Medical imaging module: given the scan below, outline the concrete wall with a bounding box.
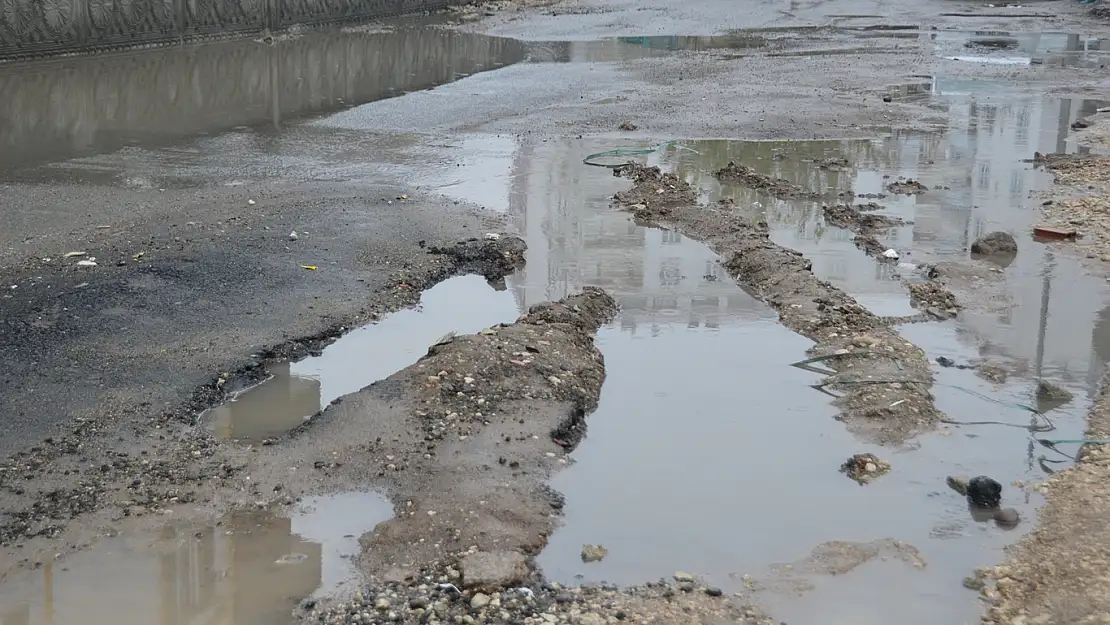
[0,0,470,59]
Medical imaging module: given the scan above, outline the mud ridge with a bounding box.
[264,287,617,574]
[822,203,903,260]
[612,164,943,444]
[0,236,527,554]
[714,161,824,200]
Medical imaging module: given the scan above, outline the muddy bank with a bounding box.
[0,235,526,557]
[611,164,943,444]
[306,569,772,625]
[978,381,1110,625]
[1034,150,1110,265]
[822,203,904,261]
[715,162,824,201]
[253,287,618,578]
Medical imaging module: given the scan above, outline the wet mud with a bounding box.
[715,161,825,201]
[822,203,905,261]
[612,163,942,444]
[0,236,526,551]
[204,274,521,443]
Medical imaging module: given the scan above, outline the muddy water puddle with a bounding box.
[203,275,519,442]
[411,85,1110,621]
[0,492,391,625]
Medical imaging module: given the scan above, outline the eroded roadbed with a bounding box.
[611,164,943,444]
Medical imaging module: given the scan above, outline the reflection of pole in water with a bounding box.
[44,561,53,625]
[1034,250,1054,379]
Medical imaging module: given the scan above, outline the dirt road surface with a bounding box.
[4,0,1110,623]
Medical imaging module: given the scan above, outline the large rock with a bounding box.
[970,231,1018,256]
[967,475,1003,508]
[460,550,529,590]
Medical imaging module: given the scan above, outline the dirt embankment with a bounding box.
[611,164,943,445]
[0,236,527,559]
[715,161,824,201]
[1034,150,1110,263]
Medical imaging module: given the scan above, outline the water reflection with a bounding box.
[0,492,391,625]
[0,512,323,625]
[924,31,1108,68]
[492,138,777,332]
[203,275,520,443]
[0,28,528,172]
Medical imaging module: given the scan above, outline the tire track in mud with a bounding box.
[611,164,946,445]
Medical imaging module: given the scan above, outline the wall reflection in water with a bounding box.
[486,80,1110,391]
[0,28,527,171]
[0,511,323,625]
[206,362,323,442]
[501,138,777,336]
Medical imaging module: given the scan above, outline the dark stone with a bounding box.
[555,593,576,604]
[615,612,627,620]
[935,356,956,368]
[705,587,724,597]
[967,475,1003,508]
[970,231,1018,256]
[409,598,428,609]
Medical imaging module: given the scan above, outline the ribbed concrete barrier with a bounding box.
[0,0,471,59]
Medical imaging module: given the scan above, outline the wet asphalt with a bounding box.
[2,0,1110,621]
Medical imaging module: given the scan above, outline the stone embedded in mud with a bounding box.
[460,550,529,590]
[967,476,1003,509]
[581,543,609,563]
[885,178,929,195]
[1035,379,1074,403]
[970,231,1019,256]
[840,453,891,484]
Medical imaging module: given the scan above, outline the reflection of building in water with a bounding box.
[205,361,322,442]
[0,513,322,625]
[662,138,913,303]
[505,138,772,333]
[882,78,1110,389]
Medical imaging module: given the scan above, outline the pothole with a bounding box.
[0,491,392,625]
[202,274,520,442]
[401,84,1110,621]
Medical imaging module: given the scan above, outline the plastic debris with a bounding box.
[516,587,535,599]
[484,232,501,240]
[76,260,98,267]
[63,251,87,258]
[247,199,257,205]
[882,249,899,259]
[300,265,317,271]
[289,231,299,241]
[437,583,461,595]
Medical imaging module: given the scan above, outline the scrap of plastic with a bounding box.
[485,232,501,240]
[882,249,900,259]
[300,265,318,271]
[437,583,461,594]
[76,259,98,267]
[516,587,535,598]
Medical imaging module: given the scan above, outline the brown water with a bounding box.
[0,492,391,625]
[203,274,520,443]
